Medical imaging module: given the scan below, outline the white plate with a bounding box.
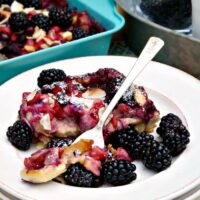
[0,56,200,200]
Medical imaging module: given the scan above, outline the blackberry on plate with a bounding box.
[157,113,190,156]
[32,14,49,32]
[102,159,137,186]
[56,92,69,107]
[8,12,29,32]
[6,120,33,150]
[37,68,67,88]
[109,125,154,159]
[49,7,72,28]
[157,113,182,137]
[141,140,172,172]
[47,137,75,148]
[140,0,191,29]
[64,163,103,187]
[72,27,88,40]
[0,0,13,5]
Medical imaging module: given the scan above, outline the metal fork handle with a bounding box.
[96,37,164,129]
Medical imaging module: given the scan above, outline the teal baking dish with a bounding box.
[0,0,124,84]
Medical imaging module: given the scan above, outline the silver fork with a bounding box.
[73,37,164,148]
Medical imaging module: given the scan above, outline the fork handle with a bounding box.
[96,37,164,129]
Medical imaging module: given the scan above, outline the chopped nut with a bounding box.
[32,27,46,41]
[11,1,24,12]
[61,31,73,41]
[134,89,146,106]
[24,45,36,52]
[82,88,106,99]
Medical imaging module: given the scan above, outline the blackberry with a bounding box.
[40,85,52,94]
[72,27,88,40]
[37,68,67,88]
[49,7,72,28]
[141,140,172,172]
[32,14,49,32]
[157,113,190,156]
[119,88,138,108]
[109,125,154,159]
[17,0,42,9]
[6,120,33,150]
[56,92,69,107]
[0,0,13,5]
[47,137,75,148]
[102,159,137,186]
[106,76,124,99]
[64,163,103,187]
[140,0,191,29]
[8,12,29,32]
[157,113,182,137]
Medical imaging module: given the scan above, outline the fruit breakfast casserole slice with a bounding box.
[19,68,160,147]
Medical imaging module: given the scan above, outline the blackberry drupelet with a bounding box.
[56,92,69,107]
[47,137,75,148]
[0,0,13,5]
[106,76,124,99]
[102,159,137,186]
[6,120,33,150]
[8,12,29,32]
[109,125,154,159]
[72,27,88,40]
[140,0,191,29]
[37,68,67,88]
[64,163,103,187]
[157,113,190,156]
[141,140,172,172]
[49,7,72,28]
[32,14,49,31]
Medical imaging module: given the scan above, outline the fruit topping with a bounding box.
[8,12,29,32]
[37,68,66,88]
[64,163,103,187]
[47,137,75,148]
[17,0,42,9]
[49,7,72,28]
[6,120,33,150]
[21,139,103,183]
[0,1,105,58]
[31,13,49,32]
[157,113,190,156]
[109,125,154,159]
[72,27,88,40]
[102,159,137,186]
[141,140,172,172]
[106,76,124,99]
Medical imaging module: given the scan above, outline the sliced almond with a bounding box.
[82,88,106,99]
[11,1,24,12]
[33,27,46,41]
[40,114,51,131]
[122,117,142,125]
[134,89,146,106]
[23,7,35,14]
